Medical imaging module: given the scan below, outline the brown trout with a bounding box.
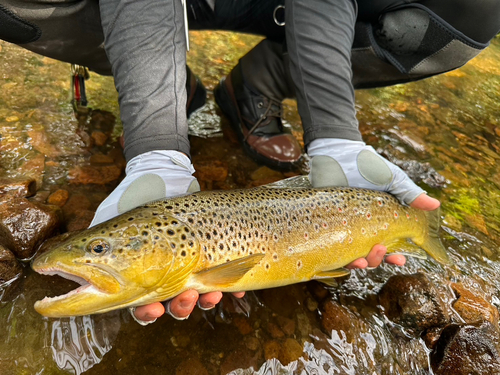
[32,186,450,317]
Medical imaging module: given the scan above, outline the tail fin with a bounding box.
[421,208,452,265]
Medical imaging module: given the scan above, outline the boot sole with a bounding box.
[214,78,300,172]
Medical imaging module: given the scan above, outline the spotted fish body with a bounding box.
[32,186,449,317]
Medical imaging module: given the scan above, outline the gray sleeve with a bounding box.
[285,0,362,147]
[99,0,191,161]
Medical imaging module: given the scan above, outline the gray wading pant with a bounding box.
[1,0,499,160]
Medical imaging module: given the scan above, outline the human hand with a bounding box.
[308,138,441,269]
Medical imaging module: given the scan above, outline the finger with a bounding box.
[346,257,368,269]
[385,254,406,266]
[365,244,387,268]
[166,290,199,320]
[197,291,223,310]
[232,292,245,298]
[410,193,440,211]
[134,302,165,322]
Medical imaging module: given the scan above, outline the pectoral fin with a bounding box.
[312,269,351,287]
[194,254,265,288]
[386,239,428,260]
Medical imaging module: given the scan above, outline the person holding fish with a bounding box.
[2,0,499,323]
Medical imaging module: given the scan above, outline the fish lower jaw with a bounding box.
[36,283,94,306]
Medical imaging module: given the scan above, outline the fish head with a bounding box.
[32,207,200,317]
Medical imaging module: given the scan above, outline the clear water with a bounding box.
[1,32,500,374]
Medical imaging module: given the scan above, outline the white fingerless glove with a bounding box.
[308,138,425,205]
[90,150,200,226]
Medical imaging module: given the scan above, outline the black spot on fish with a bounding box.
[181,251,187,257]
[155,222,161,227]
[128,217,134,221]
[171,243,176,249]
[167,229,175,236]
[142,231,148,236]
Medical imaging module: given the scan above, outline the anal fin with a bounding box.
[313,269,351,287]
[386,239,428,260]
[194,254,265,288]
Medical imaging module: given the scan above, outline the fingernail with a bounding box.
[200,303,215,311]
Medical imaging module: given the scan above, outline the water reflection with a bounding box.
[50,314,121,374]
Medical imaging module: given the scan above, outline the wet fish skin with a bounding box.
[32,186,449,317]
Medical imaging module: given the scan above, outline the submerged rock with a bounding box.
[431,323,500,375]
[0,178,37,198]
[0,244,22,284]
[378,273,450,333]
[0,198,62,259]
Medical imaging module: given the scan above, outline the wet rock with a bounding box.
[244,336,260,351]
[66,210,95,232]
[451,283,499,326]
[62,193,92,218]
[176,357,208,375]
[0,178,37,198]
[378,273,450,333]
[276,316,296,336]
[424,326,444,350]
[320,300,358,341]
[249,167,284,187]
[430,323,500,375]
[267,322,285,339]
[193,160,228,185]
[69,165,122,185]
[264,340,281,360]
[233,315,253,335]
[90,153,115,165]
[91,131,108,147]
[47,189,69,207]
[0,198,61,259]
[280,338,303,365]
[220,345,261,374]
[0,244,22,284]
[27,129,60,157]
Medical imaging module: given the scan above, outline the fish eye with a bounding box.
[87,240,110,255]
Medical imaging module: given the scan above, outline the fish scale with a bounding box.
[32,186,450,317]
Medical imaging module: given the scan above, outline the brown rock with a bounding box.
[107,148,127,170]
[220,346,261,375]
[91,131,108,147]
[0,198,61,259]
[176,357,208,375]
[27,129,59,157]
[0,244,22,284]
[0,178,37,198]
[276,316,296,336]
[431,323,500,375]
[244,336,260,351]
[62,194,92,218]
[264,340,281,360]
[320,300,357,341]
[233,315,253,335]
[193,160,228,183]
[279,338,303,365]
[378,273,450,333]
[66,210,95,232]
[249,167,284,187]
[69,165,122,185]
[47,190,69,207]
[267,322,285,339]
[451,283,499,326]
[90,154,115,165]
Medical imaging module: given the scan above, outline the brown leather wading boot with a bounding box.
[214,68,302,171]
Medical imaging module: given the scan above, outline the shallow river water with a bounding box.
[1,32,500,374]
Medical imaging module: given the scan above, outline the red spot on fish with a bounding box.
[342,219,347,225]
[366,213,372,220]
[394,211,399,218]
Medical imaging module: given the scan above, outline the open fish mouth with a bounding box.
[35,268,103,304]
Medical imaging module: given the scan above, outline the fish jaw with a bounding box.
[33,280,148,317]
[32,260,130,317]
